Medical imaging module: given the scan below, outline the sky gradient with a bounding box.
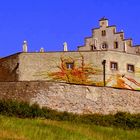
[0,0,140,57]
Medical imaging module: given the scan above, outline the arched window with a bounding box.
[90,39,98,51]
[93,38,98,46]
[90,45,96,51]
[101,42,108,49]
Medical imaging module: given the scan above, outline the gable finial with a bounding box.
[63,42,68,51]
[23,40,28,52]
[40,47,45,52]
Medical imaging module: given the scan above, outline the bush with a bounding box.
[0,99,139,129]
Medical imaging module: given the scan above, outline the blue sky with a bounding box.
[0,0,140,56]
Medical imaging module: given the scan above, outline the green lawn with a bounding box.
[0,115,140,140]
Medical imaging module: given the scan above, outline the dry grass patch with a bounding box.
[0,130,27,140]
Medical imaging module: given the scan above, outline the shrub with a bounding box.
[0,99,139,129]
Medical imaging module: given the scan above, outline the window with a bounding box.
[126,40,132,47]
[90,45,96,51]
[110,62,118,70]
[101,42,108,49]
[128,41,132,46]
[120,34,124,40]
[114,41,118,49]
[113,28,116,33]
[127,64,134,72]
[102,30,106,36]
[101,22,104,26]
[66,62,74,69]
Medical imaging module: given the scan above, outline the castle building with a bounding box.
[0,18,140,90]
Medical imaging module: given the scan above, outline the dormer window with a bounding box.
[114,41,118,49]
[102,30,106,36]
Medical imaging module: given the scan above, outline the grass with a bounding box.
[0,115,140,140]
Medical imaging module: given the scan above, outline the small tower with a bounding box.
[99,17,108,27]
[22,40,28,52]
[63,42,68,51]
[40,47,45,53]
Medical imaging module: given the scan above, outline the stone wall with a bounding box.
[0,81,140,114]
[0,53,20,81]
